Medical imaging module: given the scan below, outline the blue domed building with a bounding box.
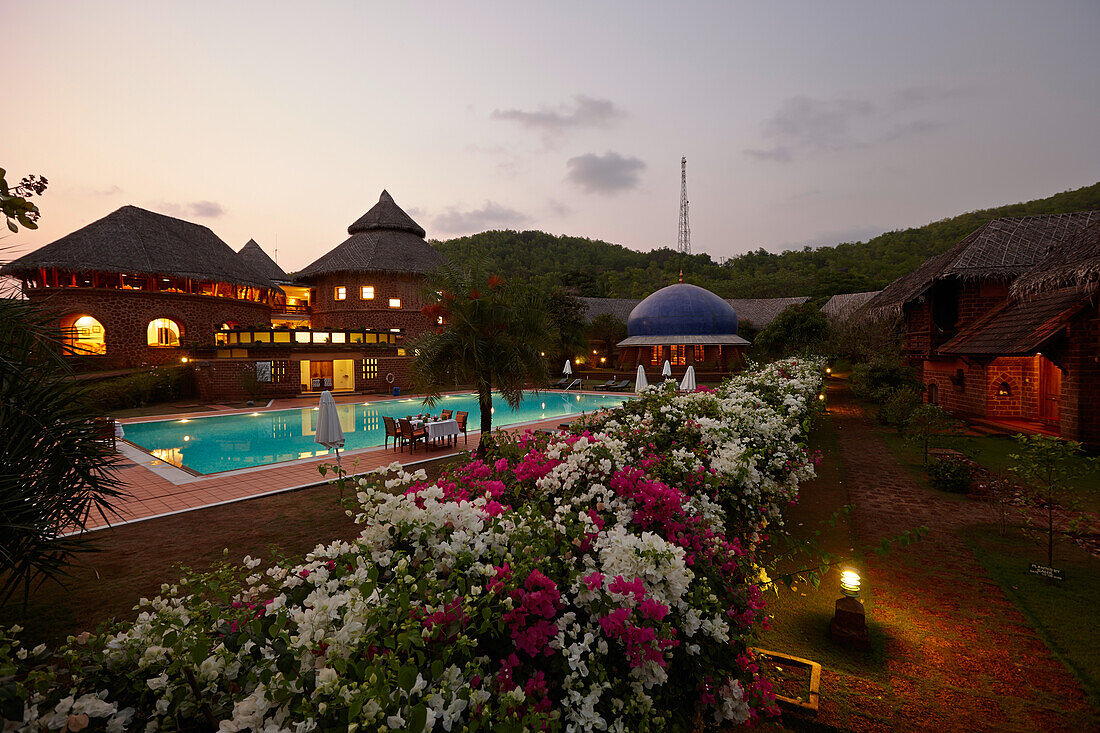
[616,281,749,373]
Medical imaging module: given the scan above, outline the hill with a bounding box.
[432,182,1100,299]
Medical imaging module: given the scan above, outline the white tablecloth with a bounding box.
[425,419,459,441]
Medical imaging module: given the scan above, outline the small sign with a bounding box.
[1029,564,1065,581]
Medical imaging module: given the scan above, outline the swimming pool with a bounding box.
[123,391,629,474]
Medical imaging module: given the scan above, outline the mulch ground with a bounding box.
[786,384,1097,732]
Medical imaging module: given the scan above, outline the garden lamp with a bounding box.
[830,568,869,649]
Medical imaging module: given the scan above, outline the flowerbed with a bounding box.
[2,358,824,732]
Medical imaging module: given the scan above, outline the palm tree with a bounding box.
[412,262,553,456]
[0,297,124,605]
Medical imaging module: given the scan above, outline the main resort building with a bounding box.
[866,212,1100,446]
[2,191,446,401]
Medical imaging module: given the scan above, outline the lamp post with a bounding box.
[830,569,869,649]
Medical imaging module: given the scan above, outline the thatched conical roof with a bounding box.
[237,239,289,283]
[0,205,278,291]
[1013,220,1100,297]
[295,191,445,280]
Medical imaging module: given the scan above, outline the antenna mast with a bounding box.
[677,156,691,255]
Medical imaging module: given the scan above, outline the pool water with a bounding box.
[124,391,629,474]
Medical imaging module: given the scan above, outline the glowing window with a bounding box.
[670,345,686,366]
[650,346,661,366]
[361,286,375,300]
[389,298,401,309]
[334,286,346,301]
[361,358,378,379]
[60,314,106,355]
[147,318,181,347]
[694,345,704,362]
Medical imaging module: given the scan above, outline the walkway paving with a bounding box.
[818,385,1095,731]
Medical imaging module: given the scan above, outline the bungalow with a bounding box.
[865,212,1100,445]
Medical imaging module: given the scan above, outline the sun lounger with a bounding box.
[605,380,631,392]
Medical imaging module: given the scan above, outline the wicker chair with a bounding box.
[382,416,399,451]
[398,418,427,452]
[455,411,469,445]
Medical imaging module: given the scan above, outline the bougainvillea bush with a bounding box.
[2,358,824,732]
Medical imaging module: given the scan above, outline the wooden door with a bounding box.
[1038,356,1061,422]
[309,360,334,391]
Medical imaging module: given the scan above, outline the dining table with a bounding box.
[410,418,460,447]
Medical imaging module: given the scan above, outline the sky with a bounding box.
[2,0,1099,272]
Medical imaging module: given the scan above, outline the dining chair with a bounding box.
[382,416,399,451]
[455,411,469,445]
[441,409,453,420]
[398,418,427,452]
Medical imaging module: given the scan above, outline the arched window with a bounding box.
[60,314,106,355]
[147,318,181,347]
[928,383,939,405]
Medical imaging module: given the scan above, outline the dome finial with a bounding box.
[678,269,683,284]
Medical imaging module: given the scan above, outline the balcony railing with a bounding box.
[274,303,311,315]
[215,327,402,347]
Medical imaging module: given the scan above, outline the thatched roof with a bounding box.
[821,291,881,321]
[729,296,810,328]
[580,295,808,330]
[0,205,278,290]
[237,239,289,283]
[938,288,1087,356]
[1013,220,1100,297]
[296,191,445,280]
[866,213,1099,316]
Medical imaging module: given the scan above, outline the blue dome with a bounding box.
[627,283,739,337]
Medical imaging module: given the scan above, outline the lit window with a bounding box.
[147,318,181,347]
[389,298,401,308]
[334,286,346,301]
[437,316,444,325]
[694,345,704,362]
[650,346,661,366]
[60,314,106,355]
[361,286,375,299]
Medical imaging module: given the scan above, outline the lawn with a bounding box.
[964,523,1100,710]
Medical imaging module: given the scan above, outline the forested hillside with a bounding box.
[433,182,1100,299]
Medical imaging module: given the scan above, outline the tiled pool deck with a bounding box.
[90,390,622,533]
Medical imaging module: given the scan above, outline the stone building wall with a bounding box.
[28,287,271,370]
[304,273,436,337]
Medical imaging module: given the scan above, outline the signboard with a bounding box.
[1028,564,1065,581]
[255,361,272,383]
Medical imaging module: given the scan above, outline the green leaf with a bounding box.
[397,663,417,693]
[406,704,427,733]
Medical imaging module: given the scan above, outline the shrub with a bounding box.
[877,386,921,427]
[77,367,193,413]
[927,457,973,493]
[850,358,921,404]
[3,359,826,731]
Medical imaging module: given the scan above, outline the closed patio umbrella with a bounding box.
[662,360,672,378]
[314,390,345,467]
[635,364,649,393]
[680,365,697,392]
[563,360,573,376]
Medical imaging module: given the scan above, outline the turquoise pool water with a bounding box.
[124,391,629,474]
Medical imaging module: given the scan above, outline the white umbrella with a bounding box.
[680,365,697,392]
[563,360,573,376]
[314,391,345,467]
[662,360,672,378]
[635,364,649,393]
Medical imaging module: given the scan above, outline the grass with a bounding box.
[953,434,1100,515]
[964,523,1100,710]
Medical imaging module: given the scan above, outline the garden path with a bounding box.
[813,384,1095,731]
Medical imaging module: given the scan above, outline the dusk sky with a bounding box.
[3,0,1098,272]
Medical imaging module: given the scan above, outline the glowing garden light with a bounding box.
[840,570,861,597]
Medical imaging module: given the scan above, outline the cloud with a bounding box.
[744,85,970,162]
[492,95,625,140]
[743,146,792,163]
[432,201,529,235]
[565,152,646,195]
[154,200,226,219]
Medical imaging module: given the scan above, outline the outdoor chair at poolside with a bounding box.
[455,411,469,445]
[605,380,631,392]
[597,378,617,389]
[382,415,399,451]
[440,409,453,420]
[398,418,427,452]
[547,377,569,389]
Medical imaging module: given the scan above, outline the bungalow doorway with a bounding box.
[299,359,355,393]
[1038,356,1061,422]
